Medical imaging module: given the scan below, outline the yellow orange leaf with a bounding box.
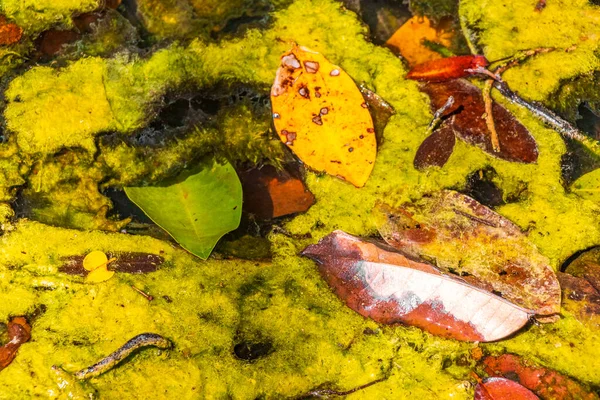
[386,16,453,66]
[83,251,108,271]
[85,267,115,283]
[270,45,376,188]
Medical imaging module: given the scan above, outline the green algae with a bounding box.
[0,0,599,397]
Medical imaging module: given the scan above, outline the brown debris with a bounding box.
[239,165,315,220]
[0,317,31,372]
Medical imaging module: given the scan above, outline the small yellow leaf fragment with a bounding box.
[386,16,453,66]
[83,251,108,271]
[86,268,115,284]
[82,251,116,283]
[270,45,377,187]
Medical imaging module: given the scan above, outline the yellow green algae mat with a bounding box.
[0,0,599,398]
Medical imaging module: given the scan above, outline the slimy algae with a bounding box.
[0,0,599,398]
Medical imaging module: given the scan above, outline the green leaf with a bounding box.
[125,159,242,259]
[572,169,600,201]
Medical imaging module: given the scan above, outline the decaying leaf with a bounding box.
[374,190,561,317]
[125,159,242,260]
[0,16,22,46]
[416,79,538,167]
[474,377,539,400]
[359,86,395,145]
[557,248,600,318]
[0,317,31,372]
[571,169,600,202]
[271,45,377,187]
[385,16,454,66]
[239,165,315,219]
[482,354,599,400]
[302,230,531,342]
[60,252,165,276]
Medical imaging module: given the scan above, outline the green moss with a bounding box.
[0,0,100,34]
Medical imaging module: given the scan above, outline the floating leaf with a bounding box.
[419,79,538,165]
[374,190,561,317]
[86,267,115,283]
[474,377,539,400]
[0,317,31,371]
[413,120,456,169]
[271,45,377,187]
[302,230,531,342]
[125,160,242,259]
[239,165,315,219]
[386,16,454,66]
[482,354,598,400]
[571,169,600,201]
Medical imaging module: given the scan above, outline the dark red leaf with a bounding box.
[0,317,31,371]
[557,272,600,318]
[420,79,538,163]
[239,165,315,219]
[302,230,531,342]
[406,55,489,82]
[482,354,599,400]
[474,377,539,400]
[414,121,456,169]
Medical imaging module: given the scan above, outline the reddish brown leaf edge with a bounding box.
[474,377,539,400]
[406,55,490,82]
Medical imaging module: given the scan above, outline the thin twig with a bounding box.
[483,79,500,152]
[426,96,455,136]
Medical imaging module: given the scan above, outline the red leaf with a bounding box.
[0,16,22,46]
[407,55,490,82]
[302,230,531,342]
[474,377,539,400]
[482,354,599,400]
[374,191,561,317]
[414,121,456,169]
[420,80,538,163]
[0,317,31,371]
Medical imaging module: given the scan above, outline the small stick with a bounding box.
[305,377,386,398]
[426,96,455,135]
[483,78,500,152]
[131,285,154,301]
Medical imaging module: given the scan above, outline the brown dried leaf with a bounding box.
[482,354,599,400]
[420,80,538,164]
[474,377,539,400]
[374,190,561,317]
[414,121,456,169]
[59,252,164,276]
[302,230,531,342]
[239,165,315,219]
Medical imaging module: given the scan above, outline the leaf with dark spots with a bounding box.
[414,121,456,169]
[0,16,22,46]
[474,377,539,400]
[420,80,538,164]
[239,165,315,220]
[59,252,164,276]
[0,317,31,371]
[302,230,531,342]
[482,354,599,400]
[373,190,561,317]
